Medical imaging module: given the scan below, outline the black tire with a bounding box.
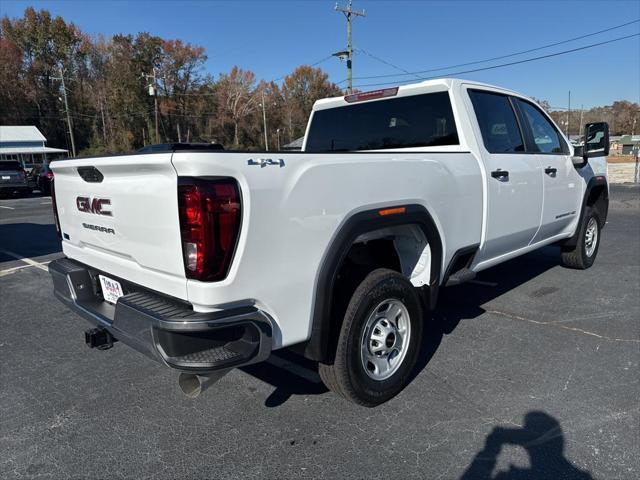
[318,268,423,407]
[561,206,601,269]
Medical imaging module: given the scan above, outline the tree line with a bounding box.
[535,99,639,138]
[0,8,342,155]
[1,8,637,157]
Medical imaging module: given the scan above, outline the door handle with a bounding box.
[491,169,509,179]
[545,166,558,175]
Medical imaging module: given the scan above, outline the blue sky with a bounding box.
[2,0,639,108]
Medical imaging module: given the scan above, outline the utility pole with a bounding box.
[335,1,366,94]
[261,89,269,151]
[579,104,584,132]
[143,67,159,144]
[57,65,76,158]
[99,95,107,144]
[566,90,571,137]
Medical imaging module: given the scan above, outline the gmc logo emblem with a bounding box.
[76,197,112,216]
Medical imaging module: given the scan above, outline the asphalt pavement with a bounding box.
[1,186,638,479]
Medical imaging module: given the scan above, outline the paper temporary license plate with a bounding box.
[99,275,124,304]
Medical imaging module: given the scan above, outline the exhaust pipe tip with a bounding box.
[178,373,203,398]
[178,369,231,398]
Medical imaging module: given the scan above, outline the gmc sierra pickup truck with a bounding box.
[49,78,610,406]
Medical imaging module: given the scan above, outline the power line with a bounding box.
[168,54,337,92]
[6,106,155,120]
[351,18,640,81]
[353,47,422,80]
[353,32,640,88]
[268,54,336,84]
[70,108,155,119]
[166,55,336,98]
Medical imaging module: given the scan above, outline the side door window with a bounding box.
[469,91,524,154]
[515,100,568,154]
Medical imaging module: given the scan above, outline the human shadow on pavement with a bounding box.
[460,411,593,480]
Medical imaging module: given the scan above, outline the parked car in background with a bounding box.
[29,163,54,194]
[0,161,30,197]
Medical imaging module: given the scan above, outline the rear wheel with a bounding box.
[319,268,423,406]
[561,207,601,269]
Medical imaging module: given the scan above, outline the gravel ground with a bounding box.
[608,163,639,184]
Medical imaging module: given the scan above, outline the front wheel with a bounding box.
[319,268,423,407]
[561,207,601,269]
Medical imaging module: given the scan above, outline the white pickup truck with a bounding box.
[49,78,610,406]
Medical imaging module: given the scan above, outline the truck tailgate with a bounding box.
[50,154,187,299]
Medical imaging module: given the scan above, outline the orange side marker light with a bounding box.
[378,207,406,216]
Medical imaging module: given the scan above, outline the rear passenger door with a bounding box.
[514,99,582,242]
[468,89,544,261]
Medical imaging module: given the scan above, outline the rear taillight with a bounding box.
[46,171,54,179]
[178,178,241,281]
[51,178,62,239]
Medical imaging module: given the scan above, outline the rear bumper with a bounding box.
[0,183,29,192]
[49,257,272,373]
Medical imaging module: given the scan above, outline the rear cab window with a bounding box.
[305,91,459,152]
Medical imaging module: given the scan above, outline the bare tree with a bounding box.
[216,66,260,147]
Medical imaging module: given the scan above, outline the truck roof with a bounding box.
[312,78,525,111]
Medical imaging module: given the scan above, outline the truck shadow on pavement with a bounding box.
[242,246,562,408]
[0,222,61,262]
[241,351,328,407]
[413,246,561,381]
[459,411,593,480]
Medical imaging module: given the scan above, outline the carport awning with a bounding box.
[0,146,68,154]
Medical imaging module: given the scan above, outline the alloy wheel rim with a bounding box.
[585,217,598,257]
[360,298,411,381]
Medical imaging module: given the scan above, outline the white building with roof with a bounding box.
[0,126,68,168]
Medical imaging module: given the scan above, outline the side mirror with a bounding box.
[572,122,609,168]
[583,122,609,159]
